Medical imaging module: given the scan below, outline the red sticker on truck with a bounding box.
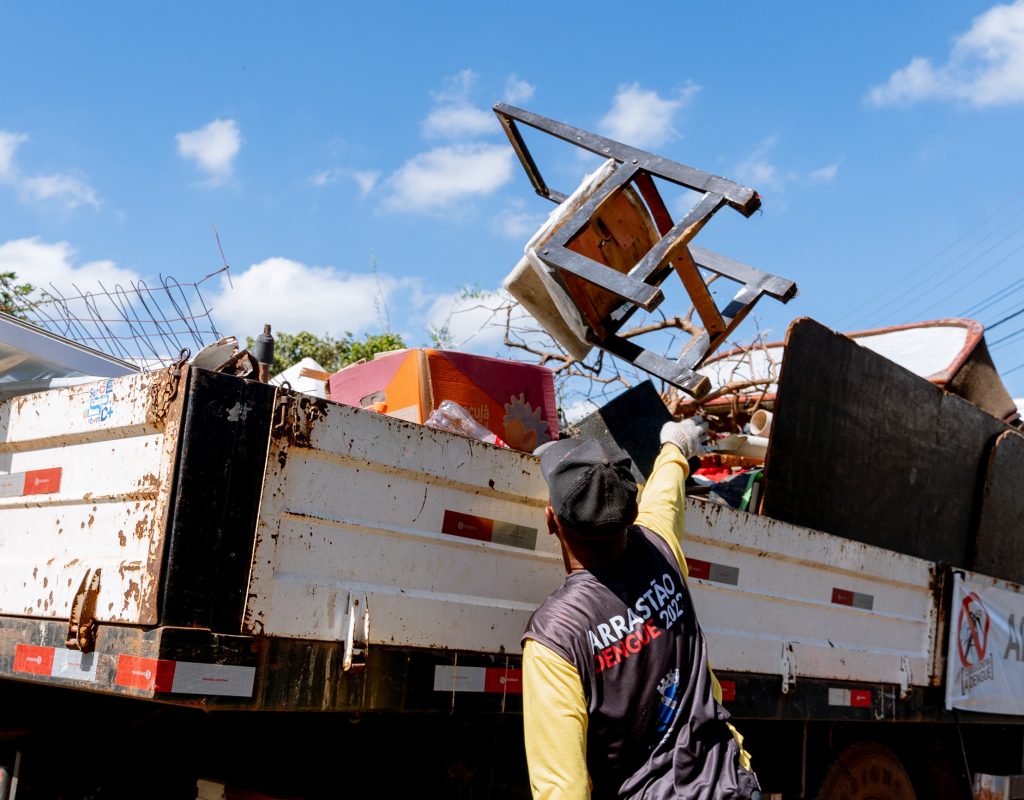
[828,687,872,707]
[433,665,523,694]
[14,644,55,676]
[115,655,176,691]
[686,558,740,586]
[441,510,537,550]
[0,468,62,499]
[831,587,874,611]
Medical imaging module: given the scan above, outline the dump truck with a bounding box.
[2,311,1024,800]
[5,102,1024,798]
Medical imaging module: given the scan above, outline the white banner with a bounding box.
[946,572,1024,714]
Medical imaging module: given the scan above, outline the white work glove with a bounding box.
[660,418,708,460]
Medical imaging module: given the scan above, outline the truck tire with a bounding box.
[816,741,916,800]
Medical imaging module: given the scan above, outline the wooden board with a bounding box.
[973,430,1024,583]
[575,380,672,483]
[563,184,659,335]
[761,318,1008,566]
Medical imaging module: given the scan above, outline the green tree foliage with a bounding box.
[0,272,36,319]
[247,330,406,375]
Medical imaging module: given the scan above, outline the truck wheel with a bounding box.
[816,741,916,800]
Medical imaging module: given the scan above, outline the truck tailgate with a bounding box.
[0,367,187,625]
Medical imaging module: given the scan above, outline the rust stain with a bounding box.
[32,567,37,579]
[88,514,95,528]
[117,561,143,580]
[118,529,127,546]
[122,579,141,612]
[134,518,150,539]
[137,472,162,492]
[42,577,48,588]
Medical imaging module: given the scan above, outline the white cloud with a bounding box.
[561,399,600,425]
[433,68,478,106]
[351,170,380,196]
[423,106,494,139]
[735,137,784,193]
[0,131,27,179]
[383,144,513,212]
[20,173,100,210]
[599,82,699,149]
[423,69,495,139]
[176,119,242,183]
[503,75,535,105]
[493,207,546,240]
[0,237,139,292]
[306,168,379,196]
[0,130,101,210]
[206,256,420,340]
[308,169,336,188]
[809,163,839,182]
[425,287,522,351]
[868,0,1024,107]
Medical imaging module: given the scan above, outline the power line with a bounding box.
[911,232,1024,320]
[986,303,1024,332]
[990,324,1024,348]
[999,360,1024,377]
[839,191,1024,327]
[961,274,1024,317]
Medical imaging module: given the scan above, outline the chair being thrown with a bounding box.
[497,104,797,399]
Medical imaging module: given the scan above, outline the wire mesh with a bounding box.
[11,267,227,368]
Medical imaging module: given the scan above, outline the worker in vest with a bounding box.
[523,421,760,799]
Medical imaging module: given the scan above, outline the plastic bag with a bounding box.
[425,400,508,448]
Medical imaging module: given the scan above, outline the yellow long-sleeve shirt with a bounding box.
[522,443,749,800]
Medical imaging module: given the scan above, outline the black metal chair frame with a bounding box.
[494,103,797,398]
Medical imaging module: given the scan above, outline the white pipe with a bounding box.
[711,434,769,459]
[749,409,773,438]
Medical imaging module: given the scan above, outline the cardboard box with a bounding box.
[328,349,558,452]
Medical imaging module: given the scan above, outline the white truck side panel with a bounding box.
[686,500,940,688]
[0,371,184,625]
[242,400,562,653]
[243,396,941,687]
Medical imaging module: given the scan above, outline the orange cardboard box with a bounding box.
[328,349,558,452]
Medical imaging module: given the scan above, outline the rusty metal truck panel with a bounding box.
[242,390,561,654]
[684,499,940,689]
[0,365,188,627]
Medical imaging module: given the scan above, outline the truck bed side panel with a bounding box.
[685,499,940,688]
[242,398,562,654]
[0,368,187,625]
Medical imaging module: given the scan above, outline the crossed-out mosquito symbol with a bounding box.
[957,592,990,668]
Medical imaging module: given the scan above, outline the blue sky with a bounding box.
[3,2,1024,401]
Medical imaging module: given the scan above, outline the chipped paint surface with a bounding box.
[684,498,940,688]
[244,396,558,654]
[0,367,187,625]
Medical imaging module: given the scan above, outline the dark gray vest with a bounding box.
[523,526,759,799]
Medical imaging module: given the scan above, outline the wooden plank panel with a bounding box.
[761,318,1007,566]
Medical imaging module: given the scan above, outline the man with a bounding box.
[523,421,760,799]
